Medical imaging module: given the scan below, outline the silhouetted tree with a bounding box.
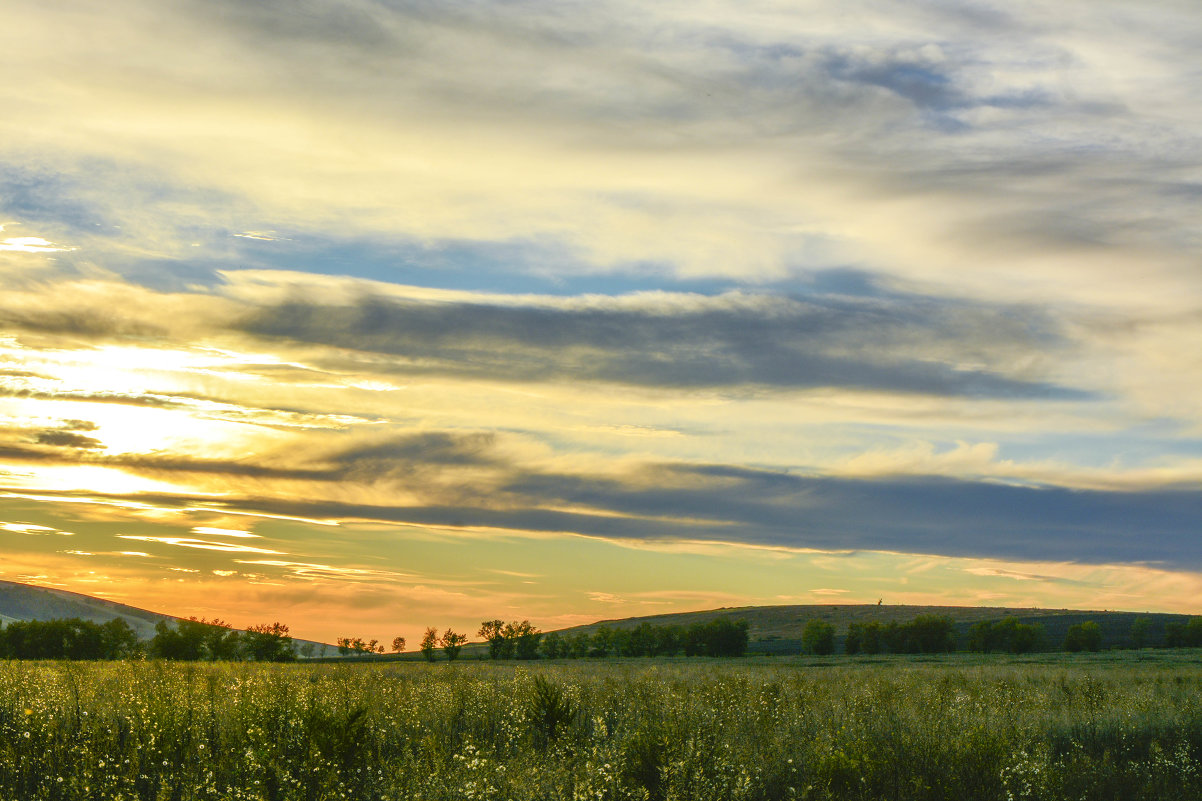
[540,631,564,660]
[391,636,406,654]
[150,619,206,660]
[507,620,542,660]
[479,619,507,659]
[242,622,295,662]
[419,627,438,662]
[100,618,140,659]
[440,629,467,661]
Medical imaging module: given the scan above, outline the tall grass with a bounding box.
[0,657,1200,800]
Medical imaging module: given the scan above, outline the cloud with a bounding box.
[233,559,406,582]
[0,236,76,253]
[0,271,1091,400]
[191,526,258,538]
[30,452,1191,572]
[237,281,1086,398]
[1,521,73,536]
[34,430,104,449]
[117,535,281,554]
[3,0,1199,307]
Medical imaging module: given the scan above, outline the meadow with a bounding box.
[1,654,1201,801]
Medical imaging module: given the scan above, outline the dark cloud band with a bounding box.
[239,287,1088,398]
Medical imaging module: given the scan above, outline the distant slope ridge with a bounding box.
[0,579,173,639]
[549,603,1195,653]
[0,580,332,652]
[2,579,1192,654]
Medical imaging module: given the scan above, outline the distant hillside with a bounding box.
[0,580,173,639]
[549,603,1197,653]
[0,580,333,654]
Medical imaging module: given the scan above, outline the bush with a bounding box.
[802,619,835,655]
[1065,621,1103,652]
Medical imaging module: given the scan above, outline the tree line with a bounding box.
[799,615,1202,655]
[0,617,296,662]
[340,618,754,661]
[11,613,1199,662]
[473,617,751,660]
[0,618,140,660]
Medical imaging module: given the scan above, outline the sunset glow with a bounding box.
[2,0,1201,645]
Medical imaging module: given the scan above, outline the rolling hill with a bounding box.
[550,603,1195,653]
[0,579,175,639]
[0,580,332,654]
[2,578,1194,656]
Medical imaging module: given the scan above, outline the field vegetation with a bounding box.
[1,655,1201,800]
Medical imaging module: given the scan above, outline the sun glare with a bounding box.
[8,465,197,497]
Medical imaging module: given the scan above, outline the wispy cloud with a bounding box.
[117,535,281,554]
[1,521,73,536]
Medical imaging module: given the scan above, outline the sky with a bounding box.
[2,0,1202,645]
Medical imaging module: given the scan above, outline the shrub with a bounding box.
[1065,621,1103,652]
[802,619,835,655]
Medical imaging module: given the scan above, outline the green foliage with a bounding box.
[0,659,1200,800]
[0,618,140,660]
[846,620,885,654]
[338,636,384,657]
[150,618,212,660]
[243,622,296,662]
[538,631,563,660]
[1129,618,1151,649]
[477,619,542,660]
[1065,620,1104,652]
[1165,618,1202,648]
[683,617,750,657]
[525,674,577,748]
[623,726,669,801]
[846,615,957,655]
[419,627,438,662]
[802,619,835,655]
[969,617,1047,654]
[440,629,467,661]
[478,619,509,659]
[506,620,542,660]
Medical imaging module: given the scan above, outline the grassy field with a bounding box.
[1,653,1201,800]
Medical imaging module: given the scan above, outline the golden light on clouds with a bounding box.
[1,0,1201,643]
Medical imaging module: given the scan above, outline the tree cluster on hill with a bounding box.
[968,617,1047,654]
[0,617,300,662]
[479,619,543,659]
[1063,621,1103,653]
[337,636,385,656]
[147,618,296,662]
[0,618,139,660]
[844,615,956,655]
[414,627,467,662]
[540,618,750,659]
[1165,618,1202,648]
